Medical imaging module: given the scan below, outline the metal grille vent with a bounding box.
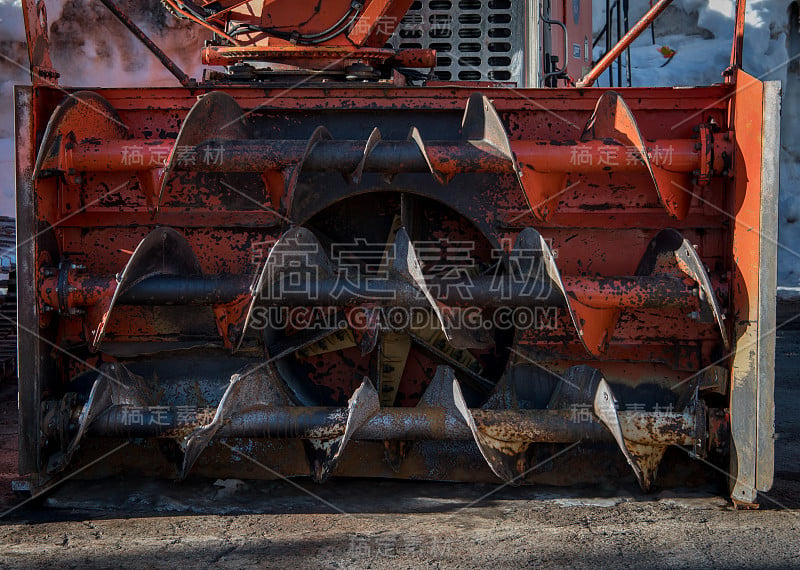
[388,0,525,84]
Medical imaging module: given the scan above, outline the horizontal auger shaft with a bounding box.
[40,273,704,310]
[66,138,716,175]
[83,406,697,446]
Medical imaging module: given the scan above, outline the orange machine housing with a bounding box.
[14,0,778,508]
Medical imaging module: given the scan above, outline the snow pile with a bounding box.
[592,1,789,87]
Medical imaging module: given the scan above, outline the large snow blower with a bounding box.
[15,0,778,506]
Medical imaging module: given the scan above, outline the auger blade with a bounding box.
[305,376,380,483]
[388,228,454,344]
[464,93,570,222]
[280,126,332,221]
[419,365,463,410]
[460,364,639,485]
[461,92,515,159]
[158,91,251,215]
[231,226,333,352]
[461,93,572,222]
[511,226,728,356]
[483,373,519,410]
[547,365,604,409]
[546,366,670,491]
[389,228,488,349]
[33,91,129,180]
[85,227,203,352]
[347,127,382,185]
[407,126,450,184]
[511,227,619,356]
[581,91,694,220]
[450,364,538,484]
[593,377,666,492]
[51,363,150,474]
[515,170,569,221]
[181,365,297,478]
[384,364,466,472]
[637,229,729,349]
[30,91,168,210]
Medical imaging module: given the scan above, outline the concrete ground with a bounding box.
[0,330,799,569]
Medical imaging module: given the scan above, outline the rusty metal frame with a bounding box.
[728,71,779,506]
[11,0,778,502]
[13,82,751,490]
[22,0,58,86]
[163,0,432,73]
[15,85,49,479]
[729,0,747,76]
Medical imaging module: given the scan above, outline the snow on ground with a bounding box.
[0,0,799,283]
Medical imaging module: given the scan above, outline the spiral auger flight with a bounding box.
[33,89,721,224]
[27,81,757,497]
[41,214,727,489]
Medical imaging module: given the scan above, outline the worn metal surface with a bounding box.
[41,90,728,227]
[40,273,703,309]
[162,0,428,74]
[728,71,779,506]
[84,228,204,351]
[8,0,777,506]
[729,0,747,75]
[50,362,701,489]
[158,91,251,214]
[181,365,300,478]
[757,80,780,492]
[14,77,772,499]
[83,401,697,445]
[579,91,697,219]
[21,0,58,85]
[14,84,46,479]
[67,138,707,175]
